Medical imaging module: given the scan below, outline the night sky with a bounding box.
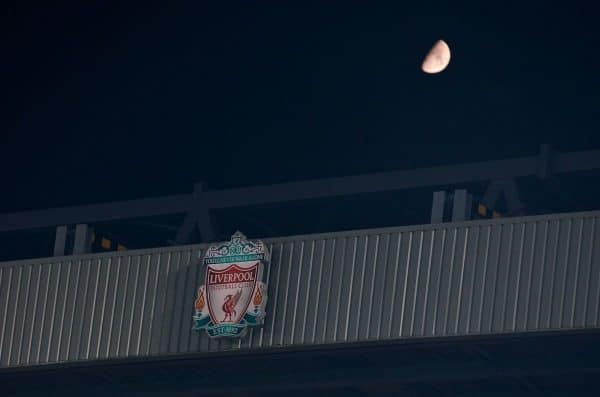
[1,2,599,257]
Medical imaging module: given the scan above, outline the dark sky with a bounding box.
[1,2,599,234]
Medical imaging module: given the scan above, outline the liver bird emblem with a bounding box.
[222,289,242,322]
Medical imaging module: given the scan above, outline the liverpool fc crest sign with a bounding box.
[193,232,269,338]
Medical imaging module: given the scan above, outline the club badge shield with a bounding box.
[193,231,269,338]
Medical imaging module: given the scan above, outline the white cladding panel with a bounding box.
[0,211,599,367]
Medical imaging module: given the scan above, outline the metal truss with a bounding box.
[0,144,599,256]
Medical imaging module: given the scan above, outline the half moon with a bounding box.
[421,40,451,74]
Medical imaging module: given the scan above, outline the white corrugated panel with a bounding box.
[0,211,599,367]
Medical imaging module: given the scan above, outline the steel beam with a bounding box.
[73,224,93,254]
[202,156,540,209]
[0,146,599,232]
[0,195,193,232]
[451,189,472,222]
[53,225,68,256]
[174,182,216,244]
[430,191,446,224]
